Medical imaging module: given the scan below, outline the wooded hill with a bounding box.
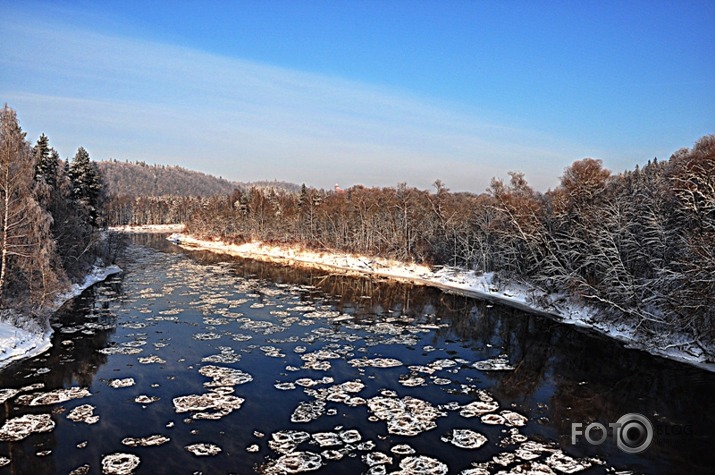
[98,160,238,197]
[98,160,300,197]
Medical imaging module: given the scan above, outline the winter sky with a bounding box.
[1,1,713,192]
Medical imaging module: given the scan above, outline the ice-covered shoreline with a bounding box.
[109,224,185,233]
[168,233,714,372]
[0,265,122,370]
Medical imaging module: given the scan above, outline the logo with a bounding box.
[571,413,653,454]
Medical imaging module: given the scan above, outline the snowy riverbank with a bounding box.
[109,224,186,233]
[0,264,122,369]
[168,233,714,372]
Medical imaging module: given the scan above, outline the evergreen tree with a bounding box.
[69,146,103,226]
[33,133,58,188]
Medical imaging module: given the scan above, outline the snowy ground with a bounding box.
[0,265,122,370]
[168,233,714,372]
[109,224,185,233]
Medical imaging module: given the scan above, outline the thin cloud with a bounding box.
[1,15,583,192]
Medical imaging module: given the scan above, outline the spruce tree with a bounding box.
[69,146,103,226]
[33,133,58,188]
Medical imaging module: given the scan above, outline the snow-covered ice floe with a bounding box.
[168,233,715,372]
[0,264,123,370]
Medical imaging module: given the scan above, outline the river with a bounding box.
[0,234,713,474]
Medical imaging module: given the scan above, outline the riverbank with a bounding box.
[109,224,186,233]
[167,232,714,372]
[0,264,122,369]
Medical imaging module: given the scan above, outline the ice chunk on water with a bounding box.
[108,378,135,389]
[398,456,448,475]
[185,443,222,456]
[441,428,487,449]
[0,414,55,441]
[67,405,99,424]
[122,435,170,447]
[101,453,140,475]
[473,355,514,371]
[15,387,91,406]
[264,451,322,474]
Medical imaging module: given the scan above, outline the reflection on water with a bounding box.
[0,233,713,474]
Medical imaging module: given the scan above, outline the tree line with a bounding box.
[0,105,111,314]
[164,136,712,358]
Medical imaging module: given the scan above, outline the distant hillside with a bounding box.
[98,160,300,197]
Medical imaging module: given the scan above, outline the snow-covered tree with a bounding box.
[0,105,64,309]
[69,146,103,226]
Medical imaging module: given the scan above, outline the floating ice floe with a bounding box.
[268,430,311,454]
[122,435,170,447]
[366,396,445,436]
[339,429,361,444]
[260,345,286,358]
[399,376,426,387]
[294,377,334,388]
[441,429,487,449]
[0,414,55,441]
[263,451,323,474]
[290,400,326,423]
[247,444,260,452]
[67,405,99,424]
[0,457,9,467]
[98,346,142,355]
[134,395,160,404]
[473,355,515,371]
[0,388,19,403]
[68,463,90,475]
[275,382,296,390]
[172,392,244,419]
[138,355,166,364]
[311,432,341,447]
[513,441,556,460]
[202,347,241,363]
[459,400,499,418]
[545,451,601,473]
[108,378,135,389]
[194,332,221,341]
[363,451,393,467]
[480,413,506,425]
[390,444,415,455]
[15,387,91,406]
[101,453,140,474]
[348,357,403,368]
[500,410,528,427]
[397,456,448,475]
[199,365,253,387]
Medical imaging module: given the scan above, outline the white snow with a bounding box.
[168,233,715,372]
[110,224,185,233]
[0,264,122,370]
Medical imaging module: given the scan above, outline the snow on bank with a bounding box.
[0,265,122,370]
[168,233,714,372]
[110,224,185,233]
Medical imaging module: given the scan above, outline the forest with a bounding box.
[0,105,112,316]
[111,136,714,359]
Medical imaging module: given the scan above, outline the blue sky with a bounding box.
[1,1,713,192]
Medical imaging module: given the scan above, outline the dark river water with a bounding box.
[0,234,713,474]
